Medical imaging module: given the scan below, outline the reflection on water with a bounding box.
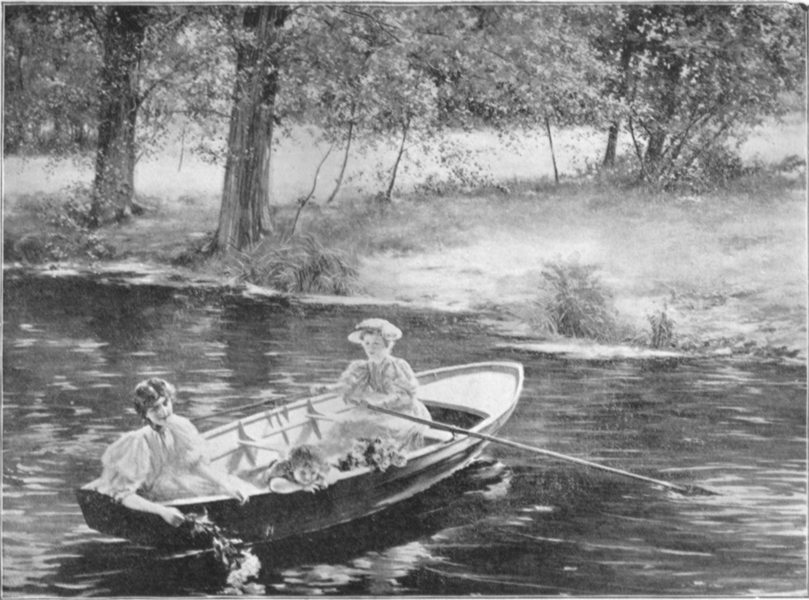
[3,272,807,596]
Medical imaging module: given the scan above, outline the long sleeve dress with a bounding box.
[319,356,432,457]
[87,414,238,502]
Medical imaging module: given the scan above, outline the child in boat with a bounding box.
[86,378,252,527]
[262,444,335,493]
[311,318,432,458]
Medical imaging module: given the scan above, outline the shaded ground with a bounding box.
[4,118,807,361]
[4,176,806,362]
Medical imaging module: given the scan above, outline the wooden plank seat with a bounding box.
[424,428,455,444]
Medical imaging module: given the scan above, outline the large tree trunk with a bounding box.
[216,6,288,253]
[91,6,149,226]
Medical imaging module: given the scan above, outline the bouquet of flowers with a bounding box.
[336,437,407,473]
[184,512,265,595]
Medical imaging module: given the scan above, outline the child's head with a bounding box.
[287,444,330,486]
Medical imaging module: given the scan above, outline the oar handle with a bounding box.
[367,404,716,497]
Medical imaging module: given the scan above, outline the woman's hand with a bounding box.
[226,484,250,504]
[160,506,186,527]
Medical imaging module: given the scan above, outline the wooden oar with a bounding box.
[368,404,718,497]
[192,390,313,424]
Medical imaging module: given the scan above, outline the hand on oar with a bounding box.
[366,403,718,497]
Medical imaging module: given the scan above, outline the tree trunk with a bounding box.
[326,103,356,205]
[216,6,288,254]
[603,121,619,167]
[644,129,667,176]
[91,6,149,226]
[544,115,559,184]
[383,114,411,202]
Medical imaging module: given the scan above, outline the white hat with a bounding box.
[347,318,403,344]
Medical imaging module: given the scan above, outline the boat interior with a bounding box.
[203,401,484,494]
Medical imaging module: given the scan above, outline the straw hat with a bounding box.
[347,318,403,344]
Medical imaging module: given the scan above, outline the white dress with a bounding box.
[87,414,235,502]
[319,356,432,457]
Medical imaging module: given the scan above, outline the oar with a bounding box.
[192,390,312,424]
[367,404,718,497]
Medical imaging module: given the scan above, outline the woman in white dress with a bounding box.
[313,319,432,458]
[86,378,250,527]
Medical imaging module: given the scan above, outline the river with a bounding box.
[3,270,806,596]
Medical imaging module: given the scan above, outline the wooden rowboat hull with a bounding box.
[76,361,524,548]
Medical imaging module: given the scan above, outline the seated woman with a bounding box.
[86,378,252,527]
[312,318,432,458]
[261,444,336,494]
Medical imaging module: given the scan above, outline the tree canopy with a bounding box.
[4,4,805,246]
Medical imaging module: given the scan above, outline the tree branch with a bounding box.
[341,8,402,43]
[289,144,334,237]
[627,116,649,181]
[326,102,356,204]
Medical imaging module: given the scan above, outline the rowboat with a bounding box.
[76,361,524,549]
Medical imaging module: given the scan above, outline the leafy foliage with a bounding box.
[184,512,265,595]
[592,5,805,187]
[4,6,100,154]
[5,5,804,252]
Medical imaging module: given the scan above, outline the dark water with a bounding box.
[3,272,806,597]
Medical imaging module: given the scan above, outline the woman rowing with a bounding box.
[312,318,432,457]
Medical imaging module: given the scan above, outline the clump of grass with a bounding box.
[227,233,359,295]
[648,306,676,348]
[532,259,616,341]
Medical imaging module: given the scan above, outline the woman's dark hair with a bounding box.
[133,378,176,419]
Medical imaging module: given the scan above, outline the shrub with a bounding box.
[668,145,745,193]
[228,233,359,295]
[648,307,675,348]
[533,259,616,341]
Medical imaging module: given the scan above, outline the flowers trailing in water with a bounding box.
[336,437,407,473]
[183,512,265,596]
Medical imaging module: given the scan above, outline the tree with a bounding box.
[215,6,442,249]
[85,6,152,223]
[407,6,609,183]
[593,5,805,185]
[3,6,210,222]
[3,6,100,154]
[279,7,440,202]
[216,5,289,252]
[83,6,200,224]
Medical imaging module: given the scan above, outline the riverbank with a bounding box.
[4,166,806,362]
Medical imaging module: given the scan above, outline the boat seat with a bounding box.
[425,428,455,443]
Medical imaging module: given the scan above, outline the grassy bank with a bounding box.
[4,161,806,360]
